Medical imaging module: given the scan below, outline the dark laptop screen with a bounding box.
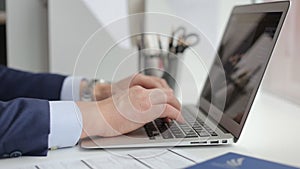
[201,12,282,124]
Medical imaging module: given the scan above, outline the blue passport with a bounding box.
[186,152,299,169]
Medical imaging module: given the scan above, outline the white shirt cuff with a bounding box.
[60,76,84,101]
[48,101,83,149]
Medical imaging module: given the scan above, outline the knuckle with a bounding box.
[131,85,144,92]
[164,104,172,114]
[166,90,174,98]
[140,100,151,111]
[160,78,167,84]
[165,104,171,110]
[131,86,149,100]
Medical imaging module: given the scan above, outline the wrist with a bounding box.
[77,100,121,139]
[77,101,103,139]
[80,79,111,101]
[94,83,112,101]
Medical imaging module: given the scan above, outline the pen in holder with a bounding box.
[139,48,166,78]
[162,52,183,90]
[138,49,181,90]
[137,28,200,92]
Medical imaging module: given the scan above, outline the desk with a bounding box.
[2,91,300,168]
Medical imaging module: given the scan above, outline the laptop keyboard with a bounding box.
[144,110,218,140]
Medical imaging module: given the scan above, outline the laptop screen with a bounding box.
[201,12,282,124]
[198,2,289,139]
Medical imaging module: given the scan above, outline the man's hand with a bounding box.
[77,85,183,139]
[93,74,170,101]
[114,73,170,91]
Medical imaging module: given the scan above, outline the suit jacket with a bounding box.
[0,65,66,158]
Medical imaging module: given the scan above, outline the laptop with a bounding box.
[81,1,290,149]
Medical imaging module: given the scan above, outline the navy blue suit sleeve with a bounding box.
[0,98,50,158]
[0,65,66,101]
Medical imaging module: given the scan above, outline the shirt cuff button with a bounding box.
[10,151,22,158]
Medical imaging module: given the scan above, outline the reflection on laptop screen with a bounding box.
[201,12,282,124]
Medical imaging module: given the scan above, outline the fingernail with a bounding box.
[177,116,186,124]
[167,118,172,123]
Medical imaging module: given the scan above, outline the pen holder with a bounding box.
[138,48,181,90]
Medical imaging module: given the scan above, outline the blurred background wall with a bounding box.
[4,0,300,104]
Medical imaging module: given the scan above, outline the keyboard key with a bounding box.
[161,130,174,139]
[144,122,159,138]
[185,133,198,138]
[178,123,189,127]
[168,122,185,138]
[181,128,194,134]
[193,128,204,134]
[211,132,218,136]
[198,131,210,137]
[149,136,155,140]
[155,119,168,133]
[154,119,175,139]
[172,132,185,138]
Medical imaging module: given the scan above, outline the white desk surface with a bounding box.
[2,91,300,168]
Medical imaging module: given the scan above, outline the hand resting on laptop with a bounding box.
[77,74,184,138]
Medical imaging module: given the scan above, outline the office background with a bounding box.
[1,1,300,168]
[3,0,300,104]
